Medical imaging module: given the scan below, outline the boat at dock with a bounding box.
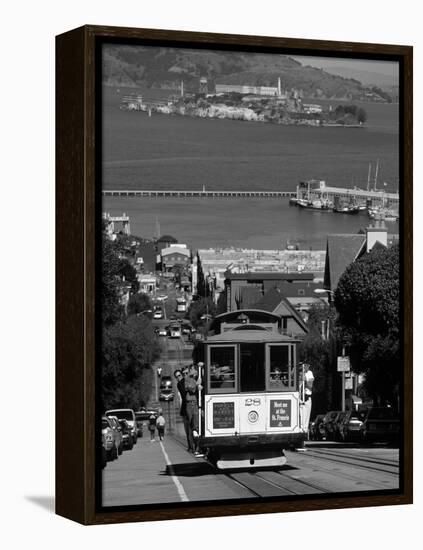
[332,204,360,214]
[368,206,399,222]
[297,198,332,211]
[294,176,399,212]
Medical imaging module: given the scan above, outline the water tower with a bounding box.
[199,76,208,95]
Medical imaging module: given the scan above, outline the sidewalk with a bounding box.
[101,430,247,507]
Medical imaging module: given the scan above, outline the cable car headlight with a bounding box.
[248,411,259,424]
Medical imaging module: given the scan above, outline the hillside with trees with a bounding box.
[102,45,373,100]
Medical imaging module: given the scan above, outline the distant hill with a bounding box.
[102,46,368,100]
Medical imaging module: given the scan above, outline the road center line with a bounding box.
[159,441,189,502]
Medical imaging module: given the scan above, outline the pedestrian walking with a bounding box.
[156,409,166,441]
[148,412,157,442]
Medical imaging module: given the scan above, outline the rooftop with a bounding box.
[324,234,366,291]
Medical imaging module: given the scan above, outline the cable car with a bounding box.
[176,297,187,313]
[196,310,308,469]
[169,324,181,338]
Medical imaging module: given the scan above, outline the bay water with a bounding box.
[102,87,399,250]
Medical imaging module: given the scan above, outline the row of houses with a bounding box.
[109,213,395,327]
[195,215,395,320]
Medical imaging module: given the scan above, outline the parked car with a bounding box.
[338,410,367,442]
[309,414,325,440]
[360,407,400,443]
[136,408,158,421]
[159,388,174,402]
[321,411,342,441]
[154,309,164,319]
[160,376,172,389]
[119,419,134,450]
[101,433,107,469]
[106,415,124,455]
[158,327,168,337]
[105,408,137,445]
[102,416,118,461]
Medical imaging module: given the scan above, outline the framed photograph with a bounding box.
[56,25,412,525]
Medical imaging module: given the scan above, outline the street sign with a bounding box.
[345,377,353,390]
[337,356,351,372]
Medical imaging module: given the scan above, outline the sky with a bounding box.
[291,56,399,87]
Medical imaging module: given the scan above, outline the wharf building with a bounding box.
[296,179,399,208]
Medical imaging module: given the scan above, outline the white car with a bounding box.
[105,408,137,444]
[153,310,164,319]
[158,327,168,337]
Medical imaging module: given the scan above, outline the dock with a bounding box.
[296,180,399,207]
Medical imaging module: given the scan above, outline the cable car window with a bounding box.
[209,346,236,392]
[269,345,289,390]
[267,345,295,391]
[240,343,265,392]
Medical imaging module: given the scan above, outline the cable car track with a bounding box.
[308,447,399,467]
[224,470,332,497]
[171,435,398,497]
[302,448,399,475]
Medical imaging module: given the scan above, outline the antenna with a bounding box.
[367,162,371,192]
[154,216,161,240]
[374,159,379,191]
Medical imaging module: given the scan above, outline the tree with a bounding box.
[127,293,153,317]
[357,107,368,124]
[102,315,160,410]
[117,258,140,294]
[101,233,141,326]
[299,304,337,414]
[102,237,124,327]
[187,297,217,329]
[334,244,400,406]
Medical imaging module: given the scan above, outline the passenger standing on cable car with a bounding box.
[174,367,194,452]
[185,363,204,457]
[300,363,314,437]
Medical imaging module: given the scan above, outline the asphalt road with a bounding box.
[101,432,400,507]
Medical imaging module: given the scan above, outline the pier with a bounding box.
[102,182,399,206]
[102,189,296,198]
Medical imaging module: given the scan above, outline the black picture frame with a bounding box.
[56,24,413,525]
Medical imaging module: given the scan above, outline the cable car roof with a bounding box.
[204,329,299,344]
[213,309,281,321]
[210,309,281,332]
